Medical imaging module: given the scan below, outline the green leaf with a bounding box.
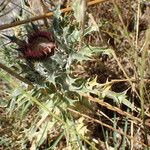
[103,89,134,109]
[84,14,100,35]
[68,28,80,42]
[68,46,112,62]
[69,52,91,62]
[79,45,112,57]
[53,5,62,19]
[72,0,86,22]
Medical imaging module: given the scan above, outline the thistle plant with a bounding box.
[0,1,150,150]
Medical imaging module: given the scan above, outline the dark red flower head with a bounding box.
[18,31,56,60]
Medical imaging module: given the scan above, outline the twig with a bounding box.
[67,108,148,147]
[78,0,87,51]
[81,94,150,127]
[0,62,33,86]
[0,0,108,31]
[101,78,150,86]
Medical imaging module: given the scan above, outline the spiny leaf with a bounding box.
[68,46,112,62]
[3,34,24,47]
[72,0,86,23]
[102,89,133,109]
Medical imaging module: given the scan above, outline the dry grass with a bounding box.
[0,0,150,149]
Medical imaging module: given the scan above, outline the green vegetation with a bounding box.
[0,0,150,149]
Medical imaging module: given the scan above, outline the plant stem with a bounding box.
[139,28,150,118]
[0,0,108,31]
[78,0,87,51]
[0,62,33,86]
